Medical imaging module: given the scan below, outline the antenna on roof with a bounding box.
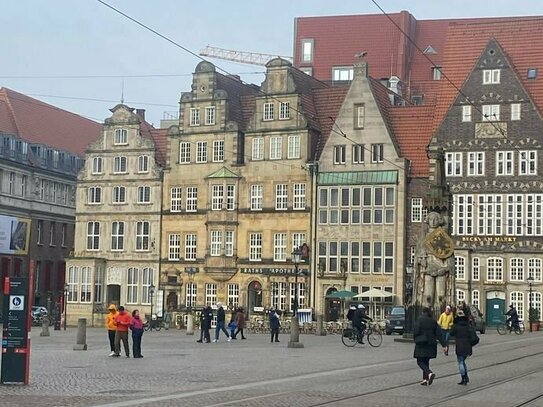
[121,80,125,104]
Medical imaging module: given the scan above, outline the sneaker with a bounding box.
[420,380,428,386]
[428,373,436,386]
[227,337,231,342]
[108,351,115,357]
[112,354,120,358]
[212,339,217,343]
[196,340,202,343]
[241,337,246,340]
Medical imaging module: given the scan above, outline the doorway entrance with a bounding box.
[247,280,263,316]
[486,291,506,326]
[107,285,120,306]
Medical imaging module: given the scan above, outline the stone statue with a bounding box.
[413,208,455,310]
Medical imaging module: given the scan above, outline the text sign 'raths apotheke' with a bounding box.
[241,268,309,276]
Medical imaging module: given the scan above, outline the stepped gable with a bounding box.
[432,17,543,132]
[0,87,101,155]
[388,105,435,177]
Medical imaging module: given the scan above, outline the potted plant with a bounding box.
[529,307,540,332]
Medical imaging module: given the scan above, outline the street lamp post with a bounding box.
[527,275,534,332]
[63,283,69,330]
[149,284,155,329]
[288,248,304,348]
[185,267,197,335]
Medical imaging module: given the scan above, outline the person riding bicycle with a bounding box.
[505,304,520,331]
[352,304,372,344]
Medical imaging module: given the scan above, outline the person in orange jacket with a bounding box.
[113,306,132,358]
[106,304,118,357]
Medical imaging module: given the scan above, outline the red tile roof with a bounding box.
[0,87,101,156]
[150,128,168,167]
[312,86,349,159]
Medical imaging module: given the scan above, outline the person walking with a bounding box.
[113,305,132,358]
[233,307,246,340]
[413,307,444,386]
[197,305,213,343]
[105,304,118,357]
[213,303,231,342]
[450,309,475,385]
[438,305,454,356]
[269,308,280,343]
[228,310,237,339]
[130,309,144,358]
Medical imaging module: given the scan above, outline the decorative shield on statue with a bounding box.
[424,227,454,259]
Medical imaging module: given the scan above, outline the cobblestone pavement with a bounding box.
[1,327,543,406]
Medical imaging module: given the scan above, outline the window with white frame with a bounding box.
[186,283,197,307]
[384,242,394,273]
[87,221,100,250]
[210,230,222,256]
[212,185,224,211]
[334,145,346,164]
[456,289,466,303]
[271,282,287,311]
[354,104,365,129]
[114,128,128,145]
[510,258,524,281]
[496,151,514,175]
[487,257,503,281]
[301,39,313,62]
[37,220,42,245]
[533,292,542,321]
[270,136,282,160]
[477,194,503,235]
[127,267,138,304]
[279,102,290,120]
[205,106,216,125]
[289,282,306,310]
[61,223,67,247]
[185,234,197,260]
[94,266,104,303]
[455,256,466,280]
[462,105,472,122]
[433,67,442,80]
[274,233,287,261]
[528,258,542,282]
[482,104,500,121]
[205,283,217,306]
[472,290,480,309]
[249,233,262,261]
[411,197,423,222]
[472,257,480,281]
[507,194,524,236]
[228,284,240,308]
[225,231,234,257]
[292,233,306,252]
[351,242,360,273]
[252,137,264,160]
[87,186,102,204]
[112,186,126,204]
[136,221,150,251]
[293,183,306,210]
[468,152,485,176]
[111,221,124,251]
[213,140,224,162]
[453,194,473,235]
[287,135,300,159]
[113,156,127,174]
[353,144,364,164]
[333,67,353,81]
[250,184,263,210]
[445,152,463,176]
[142,268,153,304]
[170,187,182,212]
[263,103,274,121]
[49,222,55,246]
[92,157,103,174]
[511,103,521,121]
[67,266,79,302]
[190,108,200,126]
[483,69,500,84]
[276,184,288,210]
[186,187,198,212]
[80,266,92,302]
[179,142,191,163]
[138,155,149,173]
[510,291,524,320]
[196,141,207,163]
[168,234,180,260]
[226,185,235,210]
[519,150,537,175]
[371,144,384,163]
[137,186,151,203]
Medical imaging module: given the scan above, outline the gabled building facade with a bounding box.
[66,105,165,326]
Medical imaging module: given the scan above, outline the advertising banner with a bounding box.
[0,215,31,255]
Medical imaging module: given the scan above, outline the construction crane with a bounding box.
[199,45,293,66]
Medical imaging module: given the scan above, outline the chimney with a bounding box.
[388,76,401,95]
[136,109,146,121]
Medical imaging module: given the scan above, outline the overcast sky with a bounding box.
[2,1,541,127]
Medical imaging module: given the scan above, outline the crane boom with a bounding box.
[199,45,293,66]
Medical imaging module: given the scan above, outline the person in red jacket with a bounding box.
[113,306,132,358]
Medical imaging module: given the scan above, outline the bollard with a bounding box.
[288,315,304,348]
[315,314,326,336]
[40,317,50,337]
[73,318,88,351]
[186,314,194,335]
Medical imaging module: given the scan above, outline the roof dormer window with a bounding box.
[114,128,128,145]
[483,69,500,85]
[432,67,442,81]
[527,68,538,79]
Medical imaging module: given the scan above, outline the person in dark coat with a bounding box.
[233,307,246,340]
[413,307,444,386]
[197,305,213,343]
[450,309,473,385]
[269,308,280,343]
[352,304,372,344]
[213,302,231,342]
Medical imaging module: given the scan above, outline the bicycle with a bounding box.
[144,319,162,331]
[341,322,383,347]
[497,319,525,335]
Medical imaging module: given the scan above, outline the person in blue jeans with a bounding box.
[213,302,231,342]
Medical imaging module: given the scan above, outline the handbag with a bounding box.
[470,328,480,346]
[414,333,428,344]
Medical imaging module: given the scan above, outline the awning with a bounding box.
[318,170,398,185]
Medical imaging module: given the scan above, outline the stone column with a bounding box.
[186,313,194,335]
[73,318,88,351]
[288,315,304,348]
[315,314,326,336]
